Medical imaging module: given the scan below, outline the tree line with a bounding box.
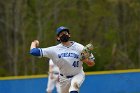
[0,0,140,76]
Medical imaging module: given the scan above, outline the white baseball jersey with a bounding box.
[40,41,94,76]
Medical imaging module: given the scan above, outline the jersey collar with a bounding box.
[61,41,75,48]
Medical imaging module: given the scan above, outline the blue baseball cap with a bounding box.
[56,26,69,36]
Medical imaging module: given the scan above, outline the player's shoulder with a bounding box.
[73,41,84,47]
[55,43,62,47]
[48,43,60,48]
[41,45,58,51]
[45,45,56,49]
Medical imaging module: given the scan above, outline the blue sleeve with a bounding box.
[30,48,41,56]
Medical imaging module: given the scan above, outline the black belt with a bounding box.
[60,74,74,78]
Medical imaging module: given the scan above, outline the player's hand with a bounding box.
[82,58,95,66]
[30,40,39,49]
[80,43,93,60]
[33,40,39,47]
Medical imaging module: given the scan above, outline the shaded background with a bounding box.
[0,0,140,76]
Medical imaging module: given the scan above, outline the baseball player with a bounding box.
[46,59,60,93]
[30,26,95,93]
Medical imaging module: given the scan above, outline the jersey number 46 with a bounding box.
[72,61,79,67]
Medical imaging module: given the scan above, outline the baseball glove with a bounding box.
[80,43,94,61]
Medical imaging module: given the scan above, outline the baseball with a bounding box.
[34,40,39,46]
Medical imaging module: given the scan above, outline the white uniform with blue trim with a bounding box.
[40,41,95,93]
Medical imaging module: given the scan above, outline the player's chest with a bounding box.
[54,47,82,67]
[55,48,80,59]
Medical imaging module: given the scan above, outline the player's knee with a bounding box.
[70,91,78,93]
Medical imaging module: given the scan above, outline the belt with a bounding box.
[60,74,74,78]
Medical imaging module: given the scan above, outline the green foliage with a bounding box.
[0,0,140,76]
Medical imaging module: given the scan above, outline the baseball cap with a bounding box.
[56,26,69,36]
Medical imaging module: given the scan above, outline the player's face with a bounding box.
[57,31,70,42]
[58,31,69,37]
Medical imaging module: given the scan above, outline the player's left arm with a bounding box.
[82,54,95,67]
[80,43,95,66]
